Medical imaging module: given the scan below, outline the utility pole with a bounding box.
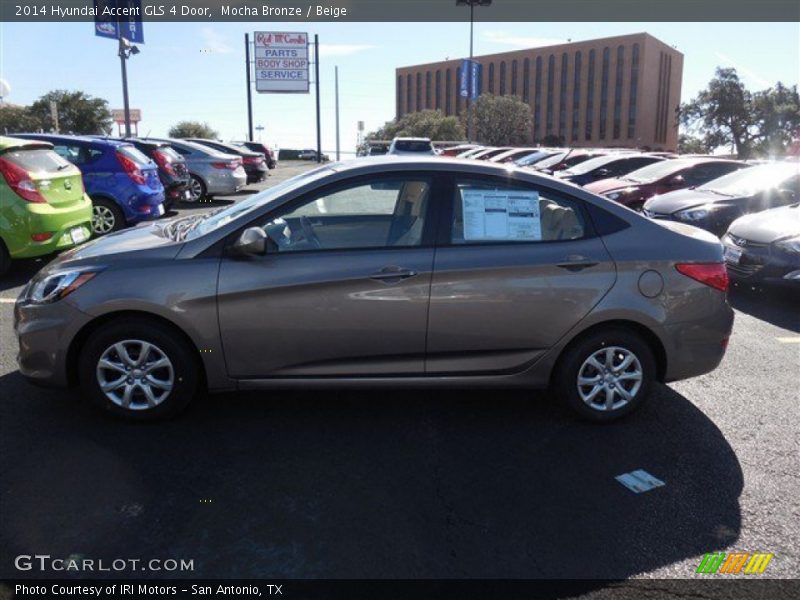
[467,1,474,142]
[118,36,132,138]
[335,66,340,161]
[314,34,322,163]
[245,33,254,141]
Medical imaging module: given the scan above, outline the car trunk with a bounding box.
[1,144,86,207]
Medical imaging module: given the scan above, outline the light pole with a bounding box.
[118,36,140,138]
[456,0,491,143]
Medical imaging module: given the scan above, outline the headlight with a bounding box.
[675,207,710,222]
[27,269,100,304]
[775,237,800,255]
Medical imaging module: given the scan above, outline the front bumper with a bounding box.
[14,296,92,387]
[723,237,800,285]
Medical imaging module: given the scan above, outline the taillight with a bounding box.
[0,156,47,203]
[117,151,146,184]
[211,160,240,170]
[152,150,177,177]
[31,232,54,242]
[676,263,729,292]
[243,156,260,165]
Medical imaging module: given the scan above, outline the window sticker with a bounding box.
[461,189,541,241]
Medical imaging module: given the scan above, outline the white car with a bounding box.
[387,137,435,156]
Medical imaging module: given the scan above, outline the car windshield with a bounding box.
[622,159,696,183]
[185,166,334,240]
[563,154,622,175]
[394,140,432,152]
[514,151,551,166]
[3,147,73,173]
[532,152,569,170]
[699,163,798,196]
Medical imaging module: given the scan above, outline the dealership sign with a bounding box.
[93,0,144,44]
[254,31,309,94]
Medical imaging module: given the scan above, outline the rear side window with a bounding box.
[157,146,182,161]
[451,178,586,244]
[117,145,153,166]
[394,140,433,152]
[52,144,103,165]
[3,148,71,173]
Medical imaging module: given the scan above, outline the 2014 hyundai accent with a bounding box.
[14,158,734,422]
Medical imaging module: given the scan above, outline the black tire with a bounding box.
[0,239,10,277]
[78,317,200,421]
[188,175,206,203]
[553,327,656,422]
[91,198,125,236]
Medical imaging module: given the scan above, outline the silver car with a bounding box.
[14,158,733,422]
[145,138,247,202]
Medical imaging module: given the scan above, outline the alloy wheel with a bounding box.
[577,346,643,412]
[92,205,116,235]
[96,340,174,410]
[188,178,203,202]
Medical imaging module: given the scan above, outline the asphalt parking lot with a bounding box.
[0,162,798,584]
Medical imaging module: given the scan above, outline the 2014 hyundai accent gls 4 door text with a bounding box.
[14,158,734,422]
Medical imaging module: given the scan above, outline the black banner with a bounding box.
[1,0,799,23]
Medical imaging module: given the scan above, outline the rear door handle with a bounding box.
[370,266,418,282]
[556,255,599,271]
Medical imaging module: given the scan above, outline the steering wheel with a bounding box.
[299,216,323,249]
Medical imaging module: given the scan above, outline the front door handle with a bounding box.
[370,266,418,282]
[556,255,599,271]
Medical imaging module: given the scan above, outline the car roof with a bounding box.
[0,135,53,151]
[8,133,132,149]
[392,137,431,142]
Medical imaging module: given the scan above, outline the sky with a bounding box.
[0,21,798,155]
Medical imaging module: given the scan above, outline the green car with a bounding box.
[0,136,93,275]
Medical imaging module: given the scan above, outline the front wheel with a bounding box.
[79,318,199,421]
[554,328,656,422]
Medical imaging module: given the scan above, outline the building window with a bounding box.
[406,74,412,115]
[435,70,442,110]
[425,71,432,109]
[500,61,507,95]
[397,75,403,117]
[628,44,639,139]
[546,55,555,134]
[522,58,530,103]
[415,72,422,112]
[572,51,581,142]
[488,63,495,94]
[559,53,568,141]
[599,47,609,140]
[586,50,595,140]
[613,45,624,139]
[534,56,542,140]
[511,59,518,96]
[446,68,452,115]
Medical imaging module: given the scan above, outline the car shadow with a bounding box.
[0,375,742,586]
[0,258,50,293]
[729,284,800,333]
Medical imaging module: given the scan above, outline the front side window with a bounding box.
[450,179,586,245]
[259,177,432,253]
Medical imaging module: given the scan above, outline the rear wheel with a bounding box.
[188,175,206,202]
[79,318,199,421]
[554,327,656,422]
[91,198,124,236]
[0,240,10,277]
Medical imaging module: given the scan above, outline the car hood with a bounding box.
[727,204,800,244]
[49,222,181,269]
[644,188,723,213]
[584,177,632,194]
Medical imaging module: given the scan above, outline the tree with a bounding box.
[680,68,800,158]
[367,109,464,141]
[677,134,710,154]
[0,104,44,133]
[28,90,112,134]
[168,121,218,139]
[470,94,532,146]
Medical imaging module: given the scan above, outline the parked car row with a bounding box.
[0,133,269,275]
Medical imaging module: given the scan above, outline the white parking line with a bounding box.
[0,298,16,304]
[776,337,800,344]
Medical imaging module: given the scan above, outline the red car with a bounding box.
[585,157,746,210]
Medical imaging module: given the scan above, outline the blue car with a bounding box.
[9,134,166,235]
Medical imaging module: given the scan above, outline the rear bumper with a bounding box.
[7,195,93,259]
[661,303,734,382]
[205,171,248,195]
[124,188,167,223]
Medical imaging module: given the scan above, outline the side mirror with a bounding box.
[232,226,275,257]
